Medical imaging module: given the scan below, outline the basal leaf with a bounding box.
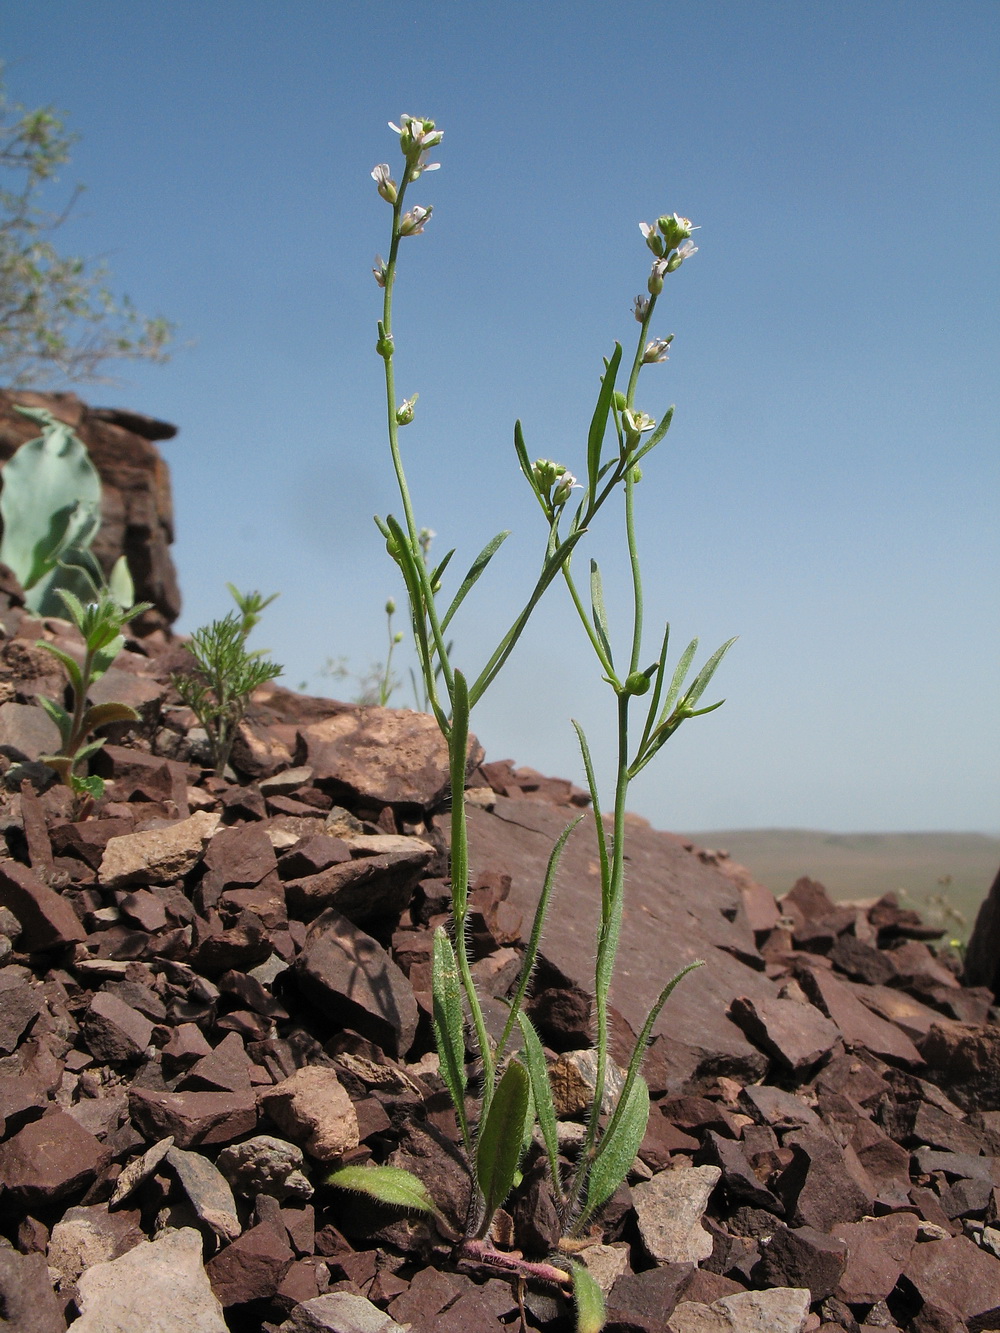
[476,1059,531,1225]
[571,1259,607,1333]
[431,926,469,1144]
[326,1164,438,1215]
[516,1012,562,1201]
[583,1073,649,1219]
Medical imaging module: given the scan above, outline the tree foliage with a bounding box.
[0,72,172,386]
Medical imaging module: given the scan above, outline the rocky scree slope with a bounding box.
[0,587,998,1332]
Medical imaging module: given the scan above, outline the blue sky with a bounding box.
[4,1,998,833]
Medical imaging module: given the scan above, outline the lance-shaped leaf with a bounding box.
[680,635,738,712]
[326,1164,438,1217]
[91,634,126,684]
[81,702,141,733]
[441,530,510,632]
[630,404,674,466]
[37,695,72,747]
[589,559,614,670]
[582,1072,649,1221]
[35,641,84,698]
[516,1012,562,1202]
[431,927,468,1145]
[475,1059,531,1227]
[586,344,623,504]
[570,1259,607,1333]
[497,816,582,1061]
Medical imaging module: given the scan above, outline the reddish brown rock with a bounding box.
[206,1220,294,1307]
[0,1243,68,1333]
[0,1108,109,1204]
[179,1031,253,1094]
[296,907,418,1058]
[128,1087,258,1148]
[775,1128,873,1231]
[904,1234,1000,1329]
[797,963,925,1066]
[753,1223,847,1301]
[830,1212,920,1304]
[81,990,155,1063]
[284,846,432,925]
[729,993,842,1072]
[920,1022,1000,1112]
[0,859,86,950]
[300,705,483,810]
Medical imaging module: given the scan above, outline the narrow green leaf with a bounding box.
[516,1012,562,1201]
[572,721,609,909]
[469,527,587,706]
[589,559,613,669]
[586,344,623,502]
[431,927,469,1145]
[81,701,141,732]
[636,622,670,759]
[658,637,699,725]
[35,641,83,697]
[441,531,510,632]
[498,816,583,1060]
[325,1164,438,1216]
[513,420,541,500]
[428,547,455,590]
[36,695,72,746]
[476,1059,531,1225]
[682,636,738,711]
[448,671,471,907]
[571,1259,607,1333]
[583,1073,649,1219]
[593,962,704,1180]
[70,737,107,764]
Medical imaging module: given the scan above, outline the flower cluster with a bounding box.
[532,458,580,510]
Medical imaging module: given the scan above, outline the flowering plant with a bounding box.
[328,115,734,1332]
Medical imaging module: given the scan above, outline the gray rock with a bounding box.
[165,1145,242,1242]
[216,1134,313,1201]
[668,1287,811,1333]
[67,1227,228,1332]
[99,810,220,889]
[47,1204,146,1289]
[632,1165,721,1264]
[279,1291,408,1332]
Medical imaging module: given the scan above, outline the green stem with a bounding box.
[560,557,618,685]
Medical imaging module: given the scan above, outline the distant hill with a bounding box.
[681,829,1000,940]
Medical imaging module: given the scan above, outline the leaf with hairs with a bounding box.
[583,1073,649,1219]
[431,926,468,1144]
[589,559,614,669]
[516,1011,562,1201]
[570,1259,607,1333]
[81,702,140,733]
[476,1059,531,1224]
[326,1164,438,1216]
[35,641,83,697]
[36,695,72,747]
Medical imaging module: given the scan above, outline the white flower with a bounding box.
[372,255,388,288]
[622,409,656,436]
[389,115,444,158]
[642,336,673,364]
[399,205,433,236]
[666,239,699,272]
[411,149,441,179]
[648,259,668,295]
[633,295,650,322]
[552,470,581,507]
[639,222,666,257]
[371,163,397,203]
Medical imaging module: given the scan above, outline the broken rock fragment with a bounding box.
[632,1164,722,1264]
[99,809,220,889]
[259,1065,359,1163]
[67,1226,228,1332]
[216,1133,313,1201]
[667,1286,811,1333]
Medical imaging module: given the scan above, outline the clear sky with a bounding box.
[4,1,998,834]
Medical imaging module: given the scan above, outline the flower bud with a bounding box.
[393,631,404,644]
[376,331,394,359]
[389,115,444,160]
[657,213,696,247]
[648,260,668,296]
[395,394,418,425]
[639,222,665,257]
[371,163,398,203]
[372,255,388,288]
[552,470,580,507]
[613,391,628,411]
[624,671,651,696]
[385,598,396,616]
